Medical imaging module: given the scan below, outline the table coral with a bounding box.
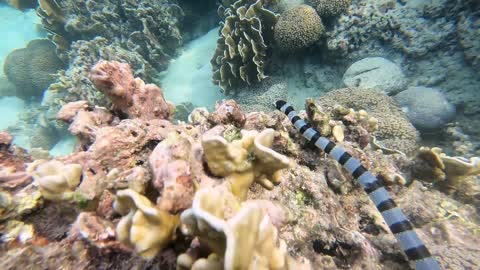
[90,60,175,121]
[113,189,179,259]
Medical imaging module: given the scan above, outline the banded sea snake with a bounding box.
[275,100,441,270]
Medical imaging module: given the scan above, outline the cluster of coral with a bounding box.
[1,61,479,270]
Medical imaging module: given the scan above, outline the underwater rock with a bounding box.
[90,60,175,121]
[212,0,279,93]
[274,4,324,52]
[394,86,456,130]
[457,15,480,73]
[343,57,407,95]
[208,99,246,128]
[3,39,64,100]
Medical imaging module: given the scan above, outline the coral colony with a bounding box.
[1,1,480,270]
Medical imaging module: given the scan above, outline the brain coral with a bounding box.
[317,87,420,155]
[3,39,64,100]
[274,4,325,52]
[307,0,351,17]
[211,0,279,94]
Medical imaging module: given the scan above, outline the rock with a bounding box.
[394,87,456,130]
[343,57,407,95]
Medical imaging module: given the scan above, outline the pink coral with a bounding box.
[90,60,174,120]
[208,99,246,128]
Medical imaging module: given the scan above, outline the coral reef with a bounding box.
[211,0,279,93]
[394,86,456,130]
[306,0,351,17]
[317,87,419,155]
[274,4,324,52]
[36,0,183,70]
[3,39,64,100]
[90,60,175,121]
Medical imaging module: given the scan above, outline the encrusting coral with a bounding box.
[274,5,325,52]
[27,160,82,202]
[90,60,175,121]
[212,0,279,93]
[202,128,290,201]
[113,189,180,259]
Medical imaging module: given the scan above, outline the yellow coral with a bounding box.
[180,186,311,270]
[28,160,82,201]
[202,129,290,201]
[113,189,179,259]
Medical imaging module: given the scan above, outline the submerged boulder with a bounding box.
[395,86,456,130]
[343,57,407,95]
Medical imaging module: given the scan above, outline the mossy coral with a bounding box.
[212,0,279,93]
[307,0,351,17]
[274,5,325,52]
[113,189,180,259]
[27,160,82,202]
[202,129,290,201]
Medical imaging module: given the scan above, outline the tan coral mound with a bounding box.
[180,185,312,270]
[317,88,419,155]
[274,5,325,52]
[113,189,179,259]
[27,160,82,202]
[307,0,351,17]
[212,0,279,93]
[202,129,290,201]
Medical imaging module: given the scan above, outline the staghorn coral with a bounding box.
[180,185,312,270]
[274,4,324,52]
[306,0,350,17]
[90,60,175,121]
[27,159,82,202]
[317,88,419,155]
[202,128,290,201]
[113,189,180,259]
[3,39,64,100]
[212,0,279,93]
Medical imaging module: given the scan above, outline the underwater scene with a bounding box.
[0,0,479,269]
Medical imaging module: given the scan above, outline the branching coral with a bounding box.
[90,60,175,121]
[113,189,180,259]
[274,4,324,52]
[212,0,279,93]
[180,185,311,270]
[202,129,290,201]
[27,160,82,202]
